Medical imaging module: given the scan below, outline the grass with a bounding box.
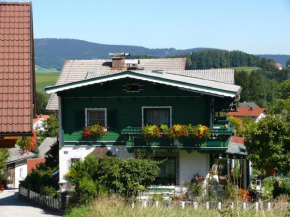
[229,66,261,74]
[36,72,60,91]
[64,196,290,217]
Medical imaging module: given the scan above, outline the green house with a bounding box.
[46,53,249,188]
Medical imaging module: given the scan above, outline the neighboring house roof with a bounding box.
[239,102,260,108]
[33,115,50,124]
[6,145,35,164]
[226,108,265,117]
[46,70,241,99]
[226,136,247,156]
[38,137,56,158]
[46,58,186,110]
[275,63,282,67]
[231,136,244,144]
[0,2,36,135]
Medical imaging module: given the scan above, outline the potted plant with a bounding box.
[82,123,106,139]
[141,125,162,146]
[191,124,211,145]
[165,124,189,146]
[170,194,181,202]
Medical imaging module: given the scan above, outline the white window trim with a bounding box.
[141,106,172,127]
[85,108,107,129]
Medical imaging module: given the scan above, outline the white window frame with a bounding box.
[85,108,107,129]
[19,167,23,178]
[141,106,172,127]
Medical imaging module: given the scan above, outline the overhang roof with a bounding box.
[46,70,241,98]
[46,58,187,110]
[0,2,35,134]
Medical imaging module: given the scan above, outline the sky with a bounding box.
[6,0,290,54]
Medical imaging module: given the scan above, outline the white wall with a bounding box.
[59,145,134,179]
[15,159,28,188]
[179,151,209,185]
[255,113,266,123]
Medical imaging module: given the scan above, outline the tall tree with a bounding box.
[244,99,290,175]
[36,90,48,115]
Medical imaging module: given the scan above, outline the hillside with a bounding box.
[34,38,290,70]
[258,54,290,67]
[34,38,214,70]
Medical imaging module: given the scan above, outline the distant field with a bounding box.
[36,72,60,91]
[229,66,261,74]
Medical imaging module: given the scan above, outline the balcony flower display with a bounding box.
[191,124,210,139]
[82,123,106,138]
[17,130,37,154]
[141,125,162,141]
[165,124,189,139]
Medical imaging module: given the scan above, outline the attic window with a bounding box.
[122,83,144,92]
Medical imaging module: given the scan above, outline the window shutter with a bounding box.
[107,109,118,129]
[75,110,85,130]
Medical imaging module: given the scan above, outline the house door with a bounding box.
[153,157,176,186]
[6,166,15,188]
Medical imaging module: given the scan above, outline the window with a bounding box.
[19,168,23,178]
[142,107,171,126]
[71,158,80,165]
[85,108,107,127]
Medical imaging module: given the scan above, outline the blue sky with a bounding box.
[10,0,290,54]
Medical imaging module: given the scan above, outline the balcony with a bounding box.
[121,121,234,153]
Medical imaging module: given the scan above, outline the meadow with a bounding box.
[229,66,261,74]
[65,197,289,217]
[35,65,59,91]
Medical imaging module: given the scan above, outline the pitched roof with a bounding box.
[226,136,247,156]
[239,102,260,108]
[6,145,35,163]
[0,2,35,135]
[33,115,50,124]
[231,136,244,144]
[46,58,186,110]
[46,70,241,98]
[226,108,265,117]
[38,137,56,158]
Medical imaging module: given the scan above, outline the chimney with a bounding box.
[249,106,253,111]
[109,53,129,70]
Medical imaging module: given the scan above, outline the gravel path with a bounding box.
[0,189,62,217]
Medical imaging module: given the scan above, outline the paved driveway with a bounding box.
[0,189,62,217]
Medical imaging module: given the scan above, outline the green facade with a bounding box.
[60,78,213,145]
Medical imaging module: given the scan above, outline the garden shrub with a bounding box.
[20,163,58,197]
[273,177,290,198]
[66,154,161,205]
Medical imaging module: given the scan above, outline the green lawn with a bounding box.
[36,72,60,91]
[229,66,261,74]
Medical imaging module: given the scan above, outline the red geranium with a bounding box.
[17,130,37,155]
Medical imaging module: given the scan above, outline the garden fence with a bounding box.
[133,200,289,212]
[19,185,60,210]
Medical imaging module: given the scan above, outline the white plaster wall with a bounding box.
[255,113,266,123]
[179,151,208,185]
[15,159,28,188]
[59,145,135,179]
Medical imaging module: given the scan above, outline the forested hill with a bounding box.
[34,38,213,70]
[177,50,269,70]
[258,54,290,67]
[34,38,289,71]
